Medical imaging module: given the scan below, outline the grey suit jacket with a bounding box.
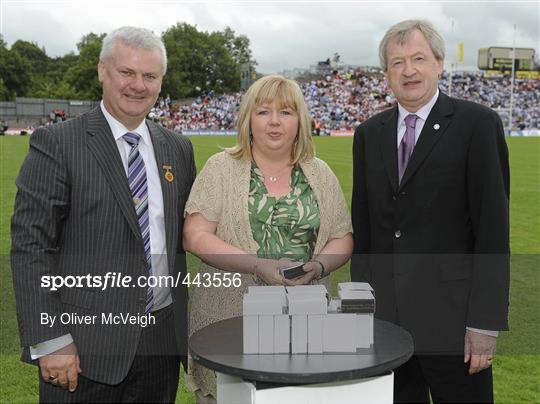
[11,107,195,384]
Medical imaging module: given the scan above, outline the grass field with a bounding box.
[0,135,538,403]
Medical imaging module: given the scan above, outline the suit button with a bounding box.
[400,191,407,196]
[394,230,402,238]
[392,195,397,201]
[138,297,146,305]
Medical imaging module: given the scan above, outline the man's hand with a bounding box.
[464,329,497,375]
[39,342,82,392]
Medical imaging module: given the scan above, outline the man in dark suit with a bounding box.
[11,26,195,402]
[351,20,509,403]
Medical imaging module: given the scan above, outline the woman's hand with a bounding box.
[282,261,321,286]
[253,258,287,285]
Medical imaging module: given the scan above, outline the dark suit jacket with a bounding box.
[351,92,510,354]
[11,107,195,384]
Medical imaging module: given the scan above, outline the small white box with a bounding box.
[246,286,288,309]
[259,315,274,354]
[287,293,327,315]
[338,290,375,316]
[338,289,375,301]
[274,315,290,353]
[248,285,286,295]
[243,315,258,354]
[243,294,285,315]
[286,285,328,295]
[355,313,373,348]
[308,315,323,354]
[338,282,374,292]
[323,313,357,353]
[291,315,307,354]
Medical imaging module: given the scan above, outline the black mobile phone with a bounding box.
[281,263,305,279]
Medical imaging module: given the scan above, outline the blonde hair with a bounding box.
[226,74,315,163]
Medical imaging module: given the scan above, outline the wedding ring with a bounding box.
[48,375,58,381]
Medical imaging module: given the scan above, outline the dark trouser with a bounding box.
[39,305,181,403]
[394,355,493,404]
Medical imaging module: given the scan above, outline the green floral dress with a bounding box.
[248,163,320,262]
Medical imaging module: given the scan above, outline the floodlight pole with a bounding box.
[509,24,516,132]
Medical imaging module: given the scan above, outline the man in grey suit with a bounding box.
[11,26,195,402]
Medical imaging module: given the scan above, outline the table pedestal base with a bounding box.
[217,371,394,404]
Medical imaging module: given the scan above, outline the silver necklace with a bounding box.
[256,161,291,183]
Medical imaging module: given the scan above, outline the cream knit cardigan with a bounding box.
[184,151,352,396]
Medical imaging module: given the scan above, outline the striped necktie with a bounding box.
[123,132,153,314]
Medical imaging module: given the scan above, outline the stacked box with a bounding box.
[288,290,327,354]
[243,286,287,354]
[308,314,324,353]
[338,290,375,313]
[338,287,375,349]
[286,284,329,297]
[243,315,258,354]
[322,313,357,352]
[291,315,307,353]
[274,315,290,353]
[242,283,374,354]
[338,282,374,293]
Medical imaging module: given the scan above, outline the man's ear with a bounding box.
[437,58,444,76]
[97,61,105,83]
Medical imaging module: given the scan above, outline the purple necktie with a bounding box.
[398,114,418,183]
[123,132,153,314]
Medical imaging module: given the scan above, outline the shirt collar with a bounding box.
[397,88,439,127]
[100,100,150,145]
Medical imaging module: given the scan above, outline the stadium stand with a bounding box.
[149,69,539,134]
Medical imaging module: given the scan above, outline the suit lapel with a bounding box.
[148,121,178,274]
[379,107,399,193]
[85,107,142,242]
[399,92,454,189]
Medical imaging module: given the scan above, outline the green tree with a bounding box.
[10,40,53,98]
[0,36,8,100]
[221,26,257,69]
[0,44,32,99]
[11,40,49,77]
[65,33,105,100]
[0,78,9,100]
[161,23,240,98]
[43,53,79,99]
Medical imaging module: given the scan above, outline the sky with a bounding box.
[1,0,538,73]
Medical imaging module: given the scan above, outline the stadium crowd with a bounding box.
[148,69,539,133]
[148,91,241,132]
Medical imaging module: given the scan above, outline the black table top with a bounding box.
[189,316,413,384]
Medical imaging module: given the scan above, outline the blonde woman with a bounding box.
[183,75,353,402]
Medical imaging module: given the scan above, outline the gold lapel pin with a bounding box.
[162,165,174,182]
[433,124,440,130]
